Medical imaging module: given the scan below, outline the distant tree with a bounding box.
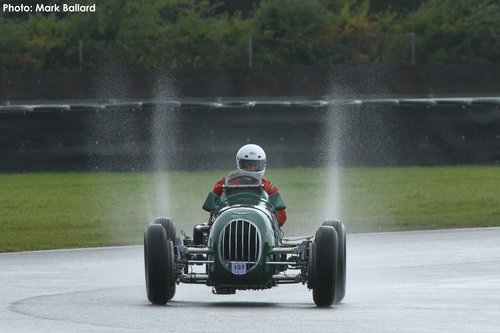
[156,0,253,68]
[23,14,71,70]
[209,0,261,18]
[0,0,498,71]
[404,0,500,63]
[66,0,253,69]
[253,0,329,66]
[368,0,424,17]
[295,0,397,64]
[0,17,29,70]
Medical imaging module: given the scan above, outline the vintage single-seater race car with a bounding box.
[144,170,346,307]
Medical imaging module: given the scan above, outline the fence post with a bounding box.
[79,40,83,71]
[410,32,416,65]
[248,35,253,68]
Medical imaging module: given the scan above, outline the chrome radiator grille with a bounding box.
[219,219,262,272]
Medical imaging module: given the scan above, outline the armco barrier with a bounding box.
[0,98,499,172]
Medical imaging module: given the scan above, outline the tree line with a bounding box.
[1,0,499,71]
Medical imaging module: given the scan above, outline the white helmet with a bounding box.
[236,144,266,178]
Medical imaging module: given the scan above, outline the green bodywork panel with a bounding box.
[202,191,220,212]
[203,182,286,289]
[207,207,277,287]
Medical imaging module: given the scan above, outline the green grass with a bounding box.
[0,166,499,252]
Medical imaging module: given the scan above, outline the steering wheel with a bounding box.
[227,175,259,186]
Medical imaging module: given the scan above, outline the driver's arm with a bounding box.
[263,179,287,226]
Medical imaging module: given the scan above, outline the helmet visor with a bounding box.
[238,159,266,172]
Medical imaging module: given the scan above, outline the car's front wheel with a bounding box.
[311,225,338,307]
[144,224,176,305]
[322,220,346,304]
[151,217,176,243]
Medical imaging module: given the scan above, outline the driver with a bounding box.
[212,144,287,226]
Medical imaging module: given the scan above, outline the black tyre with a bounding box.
[144,224,176,305]
[152,217,176,242]
[312,226,338,307]
[322,220,346,304]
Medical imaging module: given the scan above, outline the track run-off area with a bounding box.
[1,228,499,333]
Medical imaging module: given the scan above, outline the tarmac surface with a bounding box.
[1,227,500,332]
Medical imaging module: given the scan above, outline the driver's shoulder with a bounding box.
[262,178,278,193]
[212,177,226,196]
[212,176,226,188]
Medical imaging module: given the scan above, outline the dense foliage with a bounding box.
[0,0,499,71]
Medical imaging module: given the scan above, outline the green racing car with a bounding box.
[144,170,346,307]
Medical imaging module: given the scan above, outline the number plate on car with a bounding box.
[231,262,247,275]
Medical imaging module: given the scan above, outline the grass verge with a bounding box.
[0,166,498,252]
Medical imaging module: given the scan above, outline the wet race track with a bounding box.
[1,228,500,333]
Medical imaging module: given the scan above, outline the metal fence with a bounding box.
[18,32,499,73]
[1,97,499,172]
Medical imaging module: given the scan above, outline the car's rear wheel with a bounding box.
[144,224,176,304]
[312,226,338,307]
[322,220,346,304]
[152,217,176,243]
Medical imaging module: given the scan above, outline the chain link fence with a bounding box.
[9,32,498,72]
